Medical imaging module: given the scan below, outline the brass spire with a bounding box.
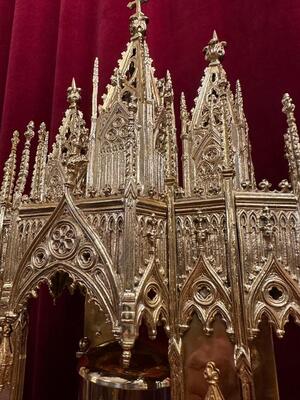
[282,93,300,193]
[30,122,49,202]
[180,92,189,122]
[0,131,19,204]
[235,80,244,116]
[13,121,35,206]
[165,70,178,183]
[165,70,174,100]
[203,30,227,66]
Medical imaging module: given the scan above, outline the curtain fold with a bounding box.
[1,1,300,399]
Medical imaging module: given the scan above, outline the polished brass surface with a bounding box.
[0,1,299,399]
[204,361,226,400]
[251,318,280,400]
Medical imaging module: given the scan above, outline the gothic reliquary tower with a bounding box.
[0,1,300,399]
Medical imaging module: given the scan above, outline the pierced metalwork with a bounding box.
[0,3,299,400]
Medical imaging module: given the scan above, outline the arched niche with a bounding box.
[273,316,300,400]
[250,315,280,400]
[8,266,117,400]
[182,313,240,400]
[22,281,85,400]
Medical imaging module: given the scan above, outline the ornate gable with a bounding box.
[87,4,177,197]
[10,190,120,330]
[181,31,255,197]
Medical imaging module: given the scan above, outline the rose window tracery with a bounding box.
[49,222,78,258]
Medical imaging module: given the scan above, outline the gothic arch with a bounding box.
[10,191,121,329]
[179,254,233,335]
[248,255,300,338]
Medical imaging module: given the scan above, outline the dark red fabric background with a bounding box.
[1,1,300,399]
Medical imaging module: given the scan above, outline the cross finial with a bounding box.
[128,0,149,38]
[127,0,148,14]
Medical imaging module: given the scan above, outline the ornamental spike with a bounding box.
[282,93,300,193]
[180,92,189,122]
[13,121,35,206]
[165,71,178,184]
[30,122,49,202]
[92,57,99,121]
[0,131,20,205]
[87,57,99,193]
[165,70,174,101]
[235,80,244,118]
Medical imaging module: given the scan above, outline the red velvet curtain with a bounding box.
[1,0,300,399]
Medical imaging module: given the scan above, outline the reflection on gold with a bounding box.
[84,299,114,348]
[183,315,240,400]
[251,318,279,400]
[1,0,300,398]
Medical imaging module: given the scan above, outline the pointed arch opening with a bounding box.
[250,315,280,400]
[19,278,85,400]
[273,316,300,399]
[17,269,118,400]
[182,313,239,400]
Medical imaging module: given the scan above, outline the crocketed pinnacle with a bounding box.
[203,30,227,66]
[128,0,149,39]
[165,70,174,101]
[24,121,35,141]
[180,92,188,118]
[282,93,296,120]
[67,78,81,109]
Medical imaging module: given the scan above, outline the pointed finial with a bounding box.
[93,57,99,84]
[282,93,296,122]
[236,80,243,102]
[91,57,99,121]
[13,122,35,205]
[67,78,81,108]
[30,122,49,202]
[235,80,245,116]
[92,57,99,118]
[0,131,20,204]
[203,30,227,65]
[11,130,20,148]
[281,93,300,192]
[165,70,174,101]
[166,69,172,81]
[180,92,189,120]
[25,121,35,141]
[39,122,47,136]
